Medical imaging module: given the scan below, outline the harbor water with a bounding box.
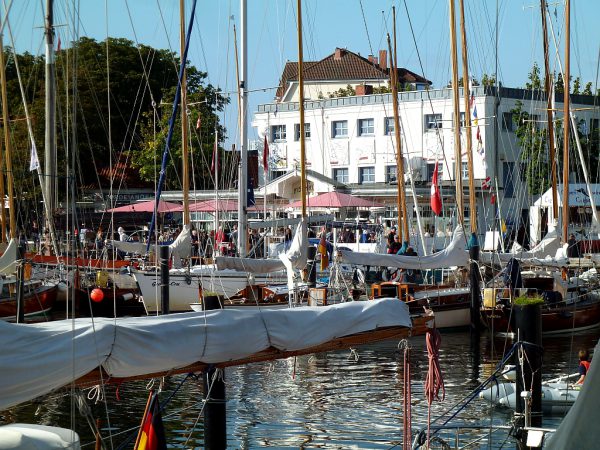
[3,328,598,448]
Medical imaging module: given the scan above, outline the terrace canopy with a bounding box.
[287,191,383,209]
[105,200,181,213]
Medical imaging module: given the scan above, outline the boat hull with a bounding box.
[0,284,58,321]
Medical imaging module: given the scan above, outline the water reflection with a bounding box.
[3,329,598,448]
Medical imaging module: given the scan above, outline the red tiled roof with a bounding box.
[276,48,431,100]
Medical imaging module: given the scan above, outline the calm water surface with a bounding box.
[3,328,598,448]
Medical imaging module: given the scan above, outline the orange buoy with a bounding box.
[90,288,105,303]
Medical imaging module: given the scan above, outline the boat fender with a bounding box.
[117,293,135,301]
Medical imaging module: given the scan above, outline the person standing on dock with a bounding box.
[575,349,591,385]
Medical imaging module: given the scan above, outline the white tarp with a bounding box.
[215,219,307,273]
[545,340,600,449]
[0,298,410,411]
[0,238,17,275]
[338,226,468,269]
[480,229,561,265]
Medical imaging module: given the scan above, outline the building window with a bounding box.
[384,117,395,135]
[270,170,286,180]
[332,168,349,183]
[385,165,397,183]
[294,123,311,141]
[358,118,374,136]
[427,162,444,181]
[461,162,469,179]
[424,113,443,130]
[271,124,286,142]
[453,112,466,127]
[503,161,515,198]
[332,120,348,138]
[359,166,375,184]
[502,112,513,131]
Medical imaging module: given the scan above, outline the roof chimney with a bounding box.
[379,49,387,71]
[368,55,378,65]
[334,48,345,60]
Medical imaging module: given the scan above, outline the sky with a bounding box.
[9,0,600,148]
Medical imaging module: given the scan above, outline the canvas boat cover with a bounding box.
[0,298,410,411]
[545,339,600,449]
[215,219,307,273]
[339,226,468,269]
[480,229,562,264]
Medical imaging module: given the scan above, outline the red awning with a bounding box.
[105,200,181,213]
[287,191,383,209]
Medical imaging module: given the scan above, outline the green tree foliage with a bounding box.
[525,62,542,90]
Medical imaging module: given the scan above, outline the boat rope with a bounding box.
[399,339,412,450]
[424,328,445,447]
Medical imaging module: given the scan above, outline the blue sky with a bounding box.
[10,0,600,147]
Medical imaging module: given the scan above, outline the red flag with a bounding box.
[56,36,61,52]
[211,137,218,172]
[134,391,167,450]
[263,135,269,172]
[491,193,496,205]
[430,162,442,216]
[196,116,201,130]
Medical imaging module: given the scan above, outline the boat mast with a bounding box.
[0,36,15,239]
[297,0,307,219]
[561,0,570,243]
[540,0,559,222]
[180,0,190,226]
[237,0,248,257]
[44,0,56,230]
[458,0,475,233]
[449,0,464,226]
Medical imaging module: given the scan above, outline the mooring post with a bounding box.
[159,245,170,315]
[513,300,543,446]
[307,245,317,288]
[204,298,226,449]
[16,245,25,323]
[468,232,481,334]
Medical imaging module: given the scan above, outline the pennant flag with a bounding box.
[210,137,218,172]
[247,176,255,207]
[56,36,61,52]
[134,391,167,450]
[319,233,329,270]
[481,176,491,190]
[430,162,442,216]
[29,139,40,171]
[196,116,201,130]
[491,193,496,205]
[263,135,269,172]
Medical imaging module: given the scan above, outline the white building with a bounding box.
[252,47,600,242]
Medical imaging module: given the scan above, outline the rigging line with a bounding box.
[155,0,181,76]
[359,0,374,56]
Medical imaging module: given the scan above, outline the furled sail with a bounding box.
[215,219,307,273]
[0,238,17,275]
[480,229,561,264]
[339,226,468,269]
[0,298,411,410]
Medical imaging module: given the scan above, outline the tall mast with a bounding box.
[0,36,15,238]
[458,0,475,233]
[540,0,558,222]
[180,0,190,226]
[389,7,409,244]
[297,0,307,219]
[44,0,56,227]
[561,0,570,243]
[237,0,248,257]
[449,0,464,225]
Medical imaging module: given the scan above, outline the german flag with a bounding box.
[134,391,167,450]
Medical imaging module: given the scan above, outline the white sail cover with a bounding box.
[109,240,148,254]
[0,238,17,275]
[339,226,468,269]
[0,298,410,410]
[215,219,307,273]
[169,223,191,268]
[480,229,561,264]
[545,339,600,449]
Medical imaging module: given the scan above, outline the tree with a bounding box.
[525,62,542,90]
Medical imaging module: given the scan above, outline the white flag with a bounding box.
[29,139,40,171]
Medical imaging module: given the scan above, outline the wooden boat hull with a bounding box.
[76,287,144,317]
[481,300,600,335]
[371,281,471,329]
[0,284,57,321]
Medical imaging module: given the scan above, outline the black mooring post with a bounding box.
[159,245,170,315]
[468,232,481,334]
[307,245,317,288]
[513,301,543,444]
[16,245,25,323]
[204,299,226,449]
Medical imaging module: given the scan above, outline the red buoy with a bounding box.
[90,288,104,303]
